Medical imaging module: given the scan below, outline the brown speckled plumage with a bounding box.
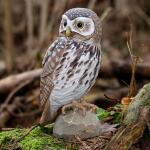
[40,8,102,124]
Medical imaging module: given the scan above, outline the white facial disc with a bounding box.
[60,15,95,36]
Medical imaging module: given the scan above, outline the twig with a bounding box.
[75,136,92,150]
[25,0,34,51]
[5,79,32,105]
[47,0,68,37]
[0,79,34,127]
[88,0,97,10]
[0,69,41,127]
[126,25,138,97]
[0,61,6,75]
[0,128,15,131]
[134,5,150,27]
[8,109,40,118]
[0,104,16,127]
[38,0,49,45]
[0,68,42,94]
[126,24,133,61]
[15,124,40,143]
[104,94,119,102]
[3,0,15,71]
[0,125,41,150]
[100,7,112,22]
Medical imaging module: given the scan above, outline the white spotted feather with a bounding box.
[40,8,102,124]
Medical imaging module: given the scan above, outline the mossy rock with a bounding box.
[0,124,70,150]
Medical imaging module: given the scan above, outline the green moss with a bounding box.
[96,104,122,123]
[0,125,67,150]
[96,108,110,119]
[0,129,22,144]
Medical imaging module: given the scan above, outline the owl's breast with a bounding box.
[50,40,101,112]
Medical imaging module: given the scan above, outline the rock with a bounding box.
[53,110,117,141]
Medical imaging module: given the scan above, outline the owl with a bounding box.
[40,8,102,124]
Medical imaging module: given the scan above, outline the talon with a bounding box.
[79,106,86,116]
[61,100,98,116]
[90,105,98,113]
[61,107,66,115]
[61,103,73,114]
[81,101,98,113]
[61,101,87,115]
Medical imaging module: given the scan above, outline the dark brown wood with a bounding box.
[0,69,41,94]
[100,59,150,80]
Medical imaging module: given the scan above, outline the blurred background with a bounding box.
[0,0,149,128]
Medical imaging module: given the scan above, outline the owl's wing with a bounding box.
[40,37,67,123]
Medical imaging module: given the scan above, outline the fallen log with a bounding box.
[0,68,42,94]
[101,59,150,80]
[104,83,150,150]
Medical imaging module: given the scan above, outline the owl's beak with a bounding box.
[65,26,72,37]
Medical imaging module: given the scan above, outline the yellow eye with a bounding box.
[76,22,84,29]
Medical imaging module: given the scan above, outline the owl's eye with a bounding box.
[76,22,84,29]
[64,20,67,27]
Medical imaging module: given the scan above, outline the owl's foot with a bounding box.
[61,101,86,116]
[81,101,98,113]
[61,101,98,116]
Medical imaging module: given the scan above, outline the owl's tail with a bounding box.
[39,100,58,125]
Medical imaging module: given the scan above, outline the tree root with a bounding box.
[104,83,150,150]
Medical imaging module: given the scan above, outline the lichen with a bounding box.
[0,125,68,150]
[123,83,150,125]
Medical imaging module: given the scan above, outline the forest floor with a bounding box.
[0,0,150,149]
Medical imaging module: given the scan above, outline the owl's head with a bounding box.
[59,8,102,43]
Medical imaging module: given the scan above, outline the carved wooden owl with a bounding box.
[40,8,102,124]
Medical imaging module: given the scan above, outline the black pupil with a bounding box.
[77,22,83,28]
[64,20,67,26]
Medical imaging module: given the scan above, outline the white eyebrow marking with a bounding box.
[60,15,95,36]
[62,15,68,19]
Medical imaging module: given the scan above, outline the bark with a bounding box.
[104,83,150,150]
[101,59,150,79]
